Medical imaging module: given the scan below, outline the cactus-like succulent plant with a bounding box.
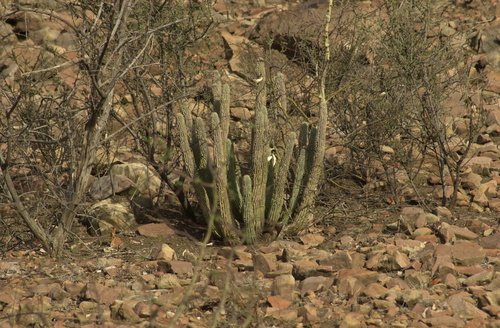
[176,63,326,244]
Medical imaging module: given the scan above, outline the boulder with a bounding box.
[110,163,162,195]
[88,197,137,235]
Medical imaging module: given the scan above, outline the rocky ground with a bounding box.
[2,0,500,327]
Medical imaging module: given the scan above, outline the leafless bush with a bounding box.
[0,0,212,257]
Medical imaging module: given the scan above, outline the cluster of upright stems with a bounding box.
[176,62,327,244]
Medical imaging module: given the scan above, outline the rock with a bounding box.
[253,253,277,274]
[423,315,464,328]
[395,239,425,255]
[340,312,365,328]
[338,268,379,286]
[156,274,181,289]
[137,223,176,237]
[464,156,492,176]
[404,270,431,289]
[436,206,453,219]
[435,242,486,266]
[0,22,17,44]
[156,244,176,261]
[110,162,161,195]
[89,174,136,200]
[318,250,353,270]
[83,283,120,305]
[158,261,193,277]
[462,172,482,190]
[117,300,141,323]
[299,233,325,247]
[362,283,389,299]
[88,197,137,235]
[28,26,60,44]
[411,227,433,238]
[480,232,500,249]
[438,222,479,243]
[399,207,427,233]
[271,274,295,300]
[299,276,334,296]
[340,235,356,249]
[267,295,291,310]
[338,276,364,299]
[473,188,489,207]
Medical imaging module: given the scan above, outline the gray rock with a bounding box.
[89,174,136,200]
[88,197,137,235]
[110,163,162,195]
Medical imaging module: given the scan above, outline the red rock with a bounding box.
[447,292,489,319]
[292,260,331,280]
[299,233,325,247]
[137,223,176,237]
[463,316,487,328]
[338,268,379,285]
[450,241,486,266]
[465,156,492,176]
[456,266,492,276]
[423,315,465,328]
[318,250,353,270]
[362,283,388,299]
[439,222,479,242]
[338,276,364,298]
[414,234,439,243]
[480,232,500,249]
[265,307,298,320]
[267,295,291,310]
[253,254,277,274]
[435,242,486,266]
[431,255,455,278]
[83,283,120,305]
[158,260,193,277]
[465,270,494,286]
[134,301,158,318]
[300,276,334,296]
[443,273,457,289]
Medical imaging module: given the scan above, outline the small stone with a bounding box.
[480,232,500,249]
[299,234,325,247]
[442,273,457,289]
[300,276,334,296]
[271,274,295,300]
[340,312,364,328]
[411,227,433,238]
[267,295,291,310]
[158,260,193,277]
[83,283,120,305]
[338,276,364,298]
[436,206,453,219]
[253,254,277,274]
[157,244,176,261]
[362,283,388,299]
[318,250,353,270]
[156,274,181,289]
[138,223,176,237]
[450,241,486,266]
[340,235,355,249]
[118,300,141,323]
[424,316,464,327]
